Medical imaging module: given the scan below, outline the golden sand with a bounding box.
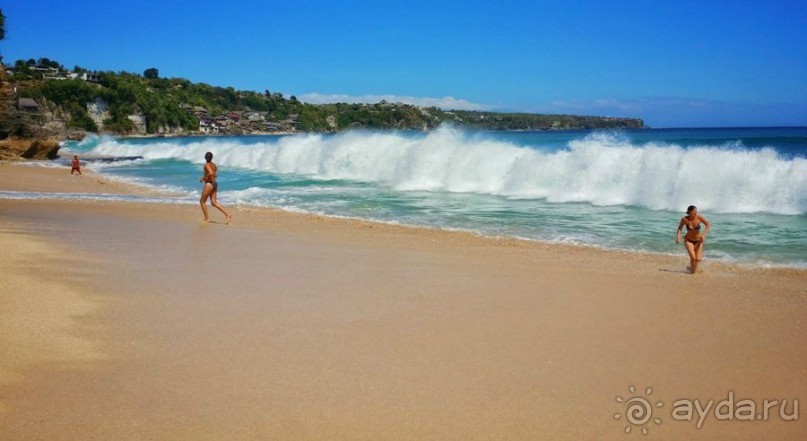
[1,162,804,440]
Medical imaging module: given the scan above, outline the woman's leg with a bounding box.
[695,240,703,272]
[200,183,212,222]
[685,240,698,274]
[210,187,232,224]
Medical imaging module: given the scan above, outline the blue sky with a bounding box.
[3,0,806,127]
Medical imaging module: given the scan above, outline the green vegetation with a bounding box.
[441,110,645,130]
[8,57,645,135]
[37,79,98,131]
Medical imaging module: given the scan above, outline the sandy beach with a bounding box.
[1,162,804,440]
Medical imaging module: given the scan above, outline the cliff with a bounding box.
[0,64,62,160]
[0,137,60,160]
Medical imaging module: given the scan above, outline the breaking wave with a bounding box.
[85,127,807,215]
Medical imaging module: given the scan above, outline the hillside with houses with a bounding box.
[2,58,645,141]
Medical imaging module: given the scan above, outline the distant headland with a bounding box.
[1,58,645,156]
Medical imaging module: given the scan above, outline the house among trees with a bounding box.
[198,118,224,134]
[264,122,286,132]
[17,97,39,113]
[31,65,59,75]
[284,114,301,131]
[83,72,102,83]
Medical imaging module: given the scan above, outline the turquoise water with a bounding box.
[40,126,807,267]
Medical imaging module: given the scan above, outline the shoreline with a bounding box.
[2,161,804,271]
[1,161,805,440]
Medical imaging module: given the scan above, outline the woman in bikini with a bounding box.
[199,152,232,224]
[676,205,711,274]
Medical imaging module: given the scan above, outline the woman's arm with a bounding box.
[699,215,711,238]
[676,218,686,243]
[199,163,213,183]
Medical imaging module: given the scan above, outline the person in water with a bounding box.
[71,155,81,175]
[676,205,711,274]
[199,152,232,224]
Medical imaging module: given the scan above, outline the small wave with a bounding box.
[0,190,195,204]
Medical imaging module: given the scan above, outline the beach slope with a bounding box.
[1,163,804,440]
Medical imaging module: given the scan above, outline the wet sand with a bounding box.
[1,162,805,440]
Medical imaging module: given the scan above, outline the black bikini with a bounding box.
[685,220,702,243]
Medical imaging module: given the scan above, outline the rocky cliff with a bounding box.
[0,137,60,160]
[0,63,62,160]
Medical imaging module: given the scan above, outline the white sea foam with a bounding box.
[0,190,194,204]
[87,127,807,215]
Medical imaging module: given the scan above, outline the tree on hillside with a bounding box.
[13,59,32,78]
[37,57,61,69]
[144,68,159,79]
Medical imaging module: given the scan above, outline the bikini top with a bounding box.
[686,221,701,232]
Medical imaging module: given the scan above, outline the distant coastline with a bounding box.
[2,59,645,144]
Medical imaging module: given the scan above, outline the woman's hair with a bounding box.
[204,152,213,162]
[687,205,697,214]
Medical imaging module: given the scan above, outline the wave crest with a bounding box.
[87,128,807,215]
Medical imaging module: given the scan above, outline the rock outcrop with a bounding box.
[0,63,61,160]
[0,137,60,160]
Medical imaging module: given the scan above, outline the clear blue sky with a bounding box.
[3,0,806,127]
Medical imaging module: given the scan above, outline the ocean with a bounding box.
[14,126,807,267]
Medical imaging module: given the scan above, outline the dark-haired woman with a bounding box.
[199,152,232,224]
[676,205,710,274]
